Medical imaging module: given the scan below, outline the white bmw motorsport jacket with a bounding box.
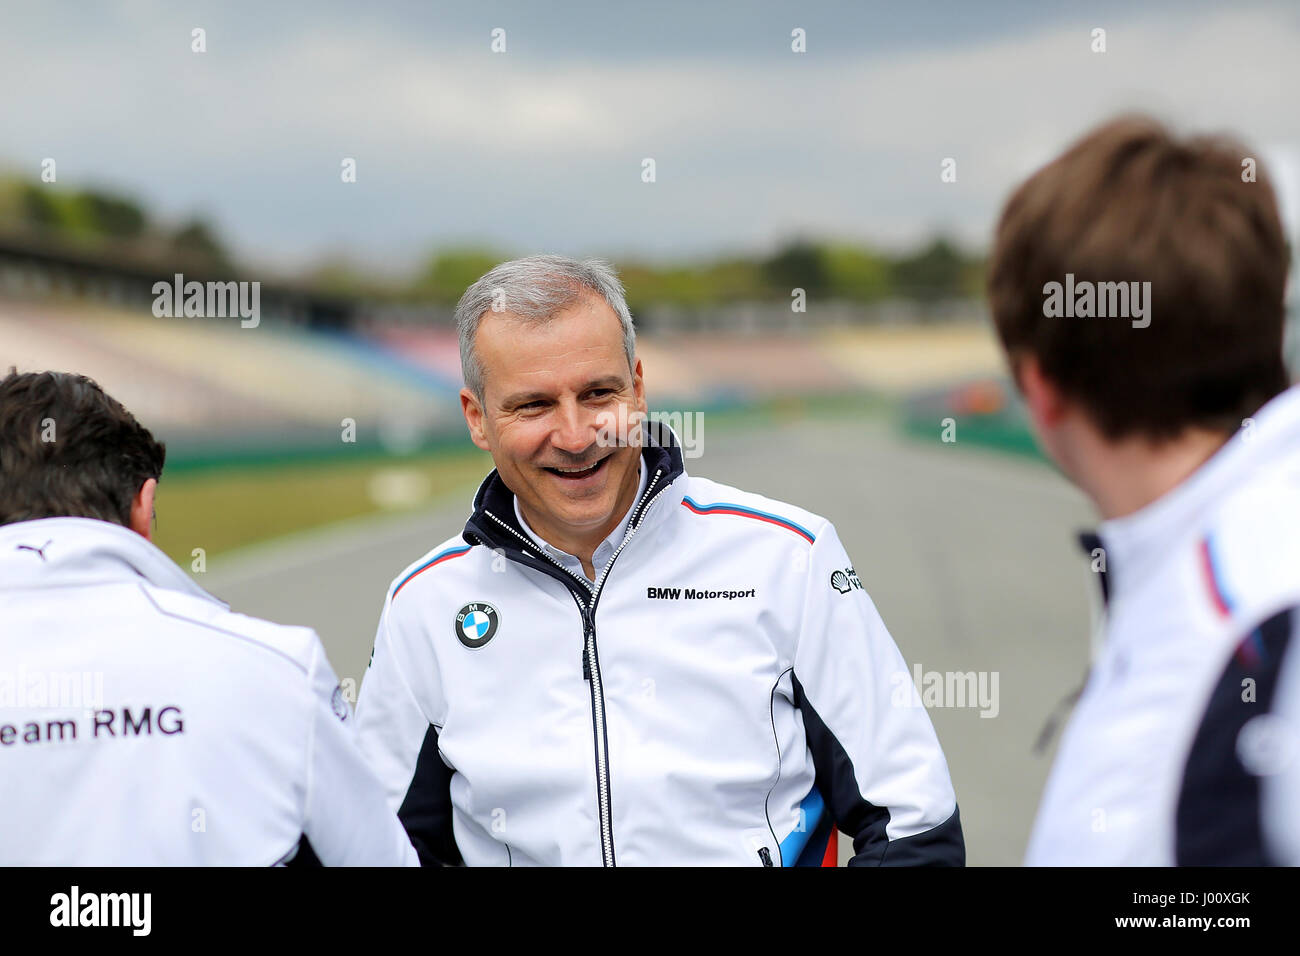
[356,422,963,866]
[0,517,417,866]
[1026,385,1300,865]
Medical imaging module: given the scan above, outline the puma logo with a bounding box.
[16,540,53,561]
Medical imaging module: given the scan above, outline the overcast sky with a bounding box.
[2,0,1298,275]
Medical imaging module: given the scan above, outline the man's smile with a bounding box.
[540,451,614,483]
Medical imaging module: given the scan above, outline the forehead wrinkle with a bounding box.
[513,345,618,380]
[476,303,631,405]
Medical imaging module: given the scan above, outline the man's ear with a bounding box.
[130,478,157,542]
[1016,353,1068,432]
[632,357,647,415]
[460,387,491,452]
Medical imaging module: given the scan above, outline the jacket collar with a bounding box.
[0,516,226,607]
[1081,384,1300,605]
[463,417,686,559]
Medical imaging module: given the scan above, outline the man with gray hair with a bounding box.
[355,255,964,866]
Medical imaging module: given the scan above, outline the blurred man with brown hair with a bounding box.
[987,116,1300,864]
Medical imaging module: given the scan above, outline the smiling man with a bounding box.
[354,255,963,866]
[466,284,647,582]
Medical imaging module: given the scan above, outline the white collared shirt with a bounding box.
[513,457,647,583]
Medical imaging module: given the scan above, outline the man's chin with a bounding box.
[540,491,616,528]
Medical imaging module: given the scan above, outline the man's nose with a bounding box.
[551,400,595,455]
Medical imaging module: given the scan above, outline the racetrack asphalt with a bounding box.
[202,416,1097,866]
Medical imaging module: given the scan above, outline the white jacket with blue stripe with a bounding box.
[355,422,963,866]
[1026,385,1300,865]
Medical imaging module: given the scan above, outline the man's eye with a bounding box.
[588,389,614,399]
[519,401,547,410]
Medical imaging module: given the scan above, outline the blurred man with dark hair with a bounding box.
[0,369,417,865]
[987,117,1300,864]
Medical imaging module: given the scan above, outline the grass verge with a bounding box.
[149,392,899,565]
[153,447,492,567]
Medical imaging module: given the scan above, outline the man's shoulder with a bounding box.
[386,534,482,604]
[1201,464,1300,628]
[140,583,322,676]
[675,475,830,547]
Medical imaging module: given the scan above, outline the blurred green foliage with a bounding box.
[416,239,984,308]
[169,218,228,266]
[891,238,984,302]
[414,249,506,303]
[0,176,229,269]
[0,174,985,305]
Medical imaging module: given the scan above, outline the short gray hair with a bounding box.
[455,255,637,402]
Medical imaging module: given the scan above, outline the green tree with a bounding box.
[3,182,61,230]
[74,191,147,237]
[171,218,231,270]
[823,244,891,301]
[306,256,391,297]
[417,250,505,303]
[890,238,967,302]
[763,241,829,296]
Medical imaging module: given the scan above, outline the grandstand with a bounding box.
[0,299,459,462]
[2,273,1008,470]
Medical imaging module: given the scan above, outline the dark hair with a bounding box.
[987,116,1291,441]
[0,369,166,527]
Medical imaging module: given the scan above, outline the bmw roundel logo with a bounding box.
[455,602,500,648]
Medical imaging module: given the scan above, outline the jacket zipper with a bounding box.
[483,511,594,598]
[484,467,669,867]
[580,468,668,867]
[483,510,594,674]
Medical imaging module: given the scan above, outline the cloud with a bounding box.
[0,4,1296,269]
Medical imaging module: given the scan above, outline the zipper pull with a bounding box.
[758,847,774,867]
[581,619,593,681]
